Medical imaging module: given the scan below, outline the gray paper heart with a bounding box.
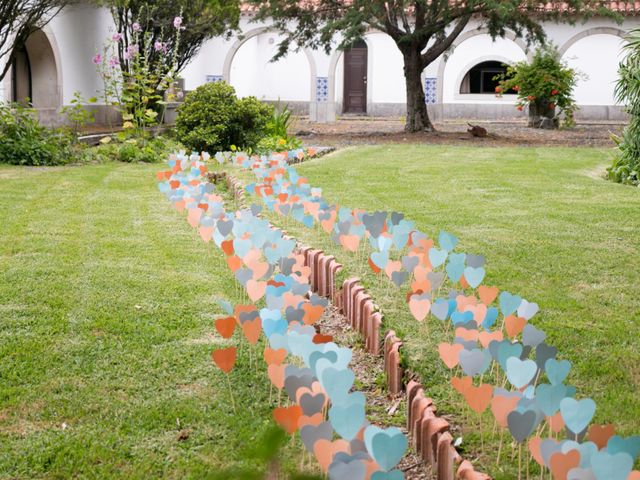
[300,392,326,415]
[266,294,284,310]
[401,255,419,272]
[284,374,314,401]
[427,271,445,291]
[235,268,252,286]
[448,290,462,299]
[279,204,291,216]
[338,221,351,235]
[362,212,386,239]
[217,219,233,237]
[536,343,558,370]
[459,348,490,376]
[466,254,486,268]
[523,324,546,347]
[279,257,296,275]
[391,270,408,287]
[286,307,305,323]
[310,294,328,307]
[507,410,537,443]
[250,203,262,216]
[238,310,259,324]
[291,281,310,295]
[300,422,333,452]
[431,301,449,321]
[390,212,404,226]
[328,457,366,480]
[454,338,478,350]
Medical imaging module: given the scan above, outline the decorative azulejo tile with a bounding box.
[206,75,224,83]
[424,77,437,104]
[316,77,329,102]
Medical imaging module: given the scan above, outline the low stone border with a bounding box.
[225,173,490,480]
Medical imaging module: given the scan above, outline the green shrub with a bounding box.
[0,103,73,166]
[114,136,180,163]
[175,81,273,153]
[255,102,302,154]
[609,28,640,186]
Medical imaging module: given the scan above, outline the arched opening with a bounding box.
[459,61,512,94]
[228,31,312,112]
[342,39,368,113]
[10,29,60,112]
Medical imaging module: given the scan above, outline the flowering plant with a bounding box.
[496,45,581,128]
[94,12,184,137]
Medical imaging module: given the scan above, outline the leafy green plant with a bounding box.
[496,45,581,129]
[0,102,73,166]
[255,102,302,153]
[609,28,640,186]
[61,91,97,140]
[175,81,273,152]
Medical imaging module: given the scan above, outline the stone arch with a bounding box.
[559,27,627,56]
[222,26,317,102]
[16,26,63,112]
[436,28,529,103]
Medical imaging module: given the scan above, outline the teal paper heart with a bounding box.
[499,292,522,316]
[329,402,366,441]
[464,266,486,288]
[590,451,633,480]
[320,367,355,404]
[371,470,404,480]
[607,435,640,460]
[506,357,538,389]
[364,426,407,472]
[535,383,568,417]
[560,397,596,434]
[428,247,448,268]
[545,358,571,385]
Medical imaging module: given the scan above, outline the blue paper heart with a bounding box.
[535,383,568,417]
[545,358,571,385]
[464,266,486,288]
[590,451,633,480]
[451,311,474,325]
[499,292,522,316]
[506,357,538,389]
[482,307,499,330]
[438,231,458,252]
[371,470,403,480]
[364,426,407,472]
[607,435,640,460]
[320,367,355,403]
[329,401,366,441]
[560,397,596,434]
[428,247,448,268]
[371,251,389,270]
[446,261,465,283]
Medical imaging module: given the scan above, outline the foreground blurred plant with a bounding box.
[609,28,640,186]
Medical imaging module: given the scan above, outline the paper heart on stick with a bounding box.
[264,347,287,365]
[438,343,463,369]
[314,439,351,473]
[478,285,499,305]
[505,315,527,339]
[463,383,493,414]
[492,395,520,427]
[211,346,237,374]
[409,295,431,322]
[560,398,596,436]
[241,317,262,345]
[549,450,581,480]
[451,376,473,396]
[215,317,236,339]
[273,405,303,434]
[364,426,407,472]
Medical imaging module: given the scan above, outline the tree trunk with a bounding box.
[528,99,558,129]
[402,49,434,133]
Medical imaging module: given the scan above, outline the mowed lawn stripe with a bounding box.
[0,163,305,479]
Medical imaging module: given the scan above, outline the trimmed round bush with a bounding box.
[175,82,273,153]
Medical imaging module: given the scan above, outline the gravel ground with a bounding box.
[317,305,435,480]
[295,117,625,148]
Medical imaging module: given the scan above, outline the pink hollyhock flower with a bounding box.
[92,53,102,65]
[132,22,141,32]
[109,57,119,67]
[154,41,164,52]
[112,32,122,42]
[173,16,182,29]
[123,44,139,60]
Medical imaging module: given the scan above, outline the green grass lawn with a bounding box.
[0,163,308,479]
[234,145,640,478]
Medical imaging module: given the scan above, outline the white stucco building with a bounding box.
[1,3,637,125]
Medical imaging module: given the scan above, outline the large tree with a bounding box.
[0,0,69,82]
[105,0,240,77]
[249,0,617,132]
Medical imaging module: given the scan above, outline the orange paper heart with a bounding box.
[273,405,303,434]
[313,439,351,472]
[549,450,580,480]
[267,364,285,389]
[588,424,615,449]
[464,383,493,414]
[438,343,463,369]
[491,395,520,427]
[528,436,544,466]
[264,348,287,365]
[451,376,473,396]
[241,318,261,345]
[215,317,236,339]
[478,285,499,305]
[211,347,237,374]
[505,315,527,338]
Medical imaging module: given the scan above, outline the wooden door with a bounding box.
[343,40,367,113]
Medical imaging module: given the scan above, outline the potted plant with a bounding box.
[496,44,581,129]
